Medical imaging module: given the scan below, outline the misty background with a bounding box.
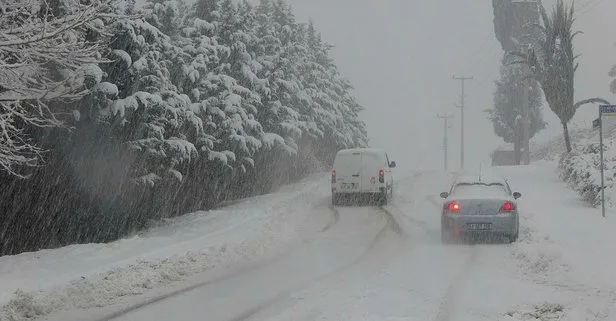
[192,0,616,170]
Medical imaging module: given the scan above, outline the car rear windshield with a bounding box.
[452,182,509,197]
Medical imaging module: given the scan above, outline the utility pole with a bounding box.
[437,113,455,170]
[453,75,473,170]
[521,45,531,165]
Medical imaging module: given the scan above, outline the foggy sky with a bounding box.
[282,0,616,171]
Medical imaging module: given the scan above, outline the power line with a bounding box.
[576,0,607,19]
[577,0,601,12]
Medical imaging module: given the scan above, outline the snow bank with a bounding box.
[502,303,565,321]
[0,173,329,321]
[499,164,616,321]
[557,123,616,209]
[532,122,616,209]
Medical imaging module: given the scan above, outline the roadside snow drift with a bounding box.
[0,173,330,321]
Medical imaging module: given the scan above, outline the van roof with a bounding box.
[336,148,385,155]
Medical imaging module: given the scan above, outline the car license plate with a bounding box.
[467,223,491,230]
[342,183,357,190]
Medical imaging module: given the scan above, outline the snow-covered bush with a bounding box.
[531,123,594,162]
[553,123,616,208]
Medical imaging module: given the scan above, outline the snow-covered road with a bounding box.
[3,163,616,321]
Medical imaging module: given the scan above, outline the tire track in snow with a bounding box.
[433,246,480,321]
[96,187,337,321]
[319,204,341,233]
[382,170,427,234]
[100,173,410,321]
[94,248,299,321]
[228,208,403,321]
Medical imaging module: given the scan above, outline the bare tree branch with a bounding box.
[0,0,121,177]
[574,98,611,110]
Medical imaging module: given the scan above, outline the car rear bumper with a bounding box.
[332,186,386,194]
[442,214,518,235]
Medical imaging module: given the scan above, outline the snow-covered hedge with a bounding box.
[558,144,603,207]
[543,123,616,208]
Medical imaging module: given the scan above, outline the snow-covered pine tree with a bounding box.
[96,3,212,222]
[303,19,368,157]
[0,0,369,255]
[0,0,132,254]
[125,0,137,15]
[177,0,260,202]
[0,0,116,176]
[194,0,220,22]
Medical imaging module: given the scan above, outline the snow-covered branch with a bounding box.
[0,0,118,176]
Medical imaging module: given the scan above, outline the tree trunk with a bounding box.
[562,122,572,153]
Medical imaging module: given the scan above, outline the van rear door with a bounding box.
[360,151,385,193]
[334,152,362,192]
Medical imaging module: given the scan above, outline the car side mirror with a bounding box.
[440,192,449,199]
[389,161,396,168]
[513,192,522,200]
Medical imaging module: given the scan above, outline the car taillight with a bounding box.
[379,169,384,183]
[445,201,460,213]
[500,201,515,212]
[331,170,336,183]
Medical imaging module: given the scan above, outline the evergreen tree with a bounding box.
[0,0,369,256]
[486,54,545,163]
[511,0,609,152]
[125,0,136,15]
[194,0,220,22]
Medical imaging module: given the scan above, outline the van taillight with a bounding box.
[379,169,384,183]
[331,170,336,183]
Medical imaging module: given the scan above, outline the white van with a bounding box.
[331,148,396,205]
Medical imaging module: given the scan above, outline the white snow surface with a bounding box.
[0,172,330,320]
[2,163,616,321]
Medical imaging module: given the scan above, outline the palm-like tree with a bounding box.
[511,0,609,153]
